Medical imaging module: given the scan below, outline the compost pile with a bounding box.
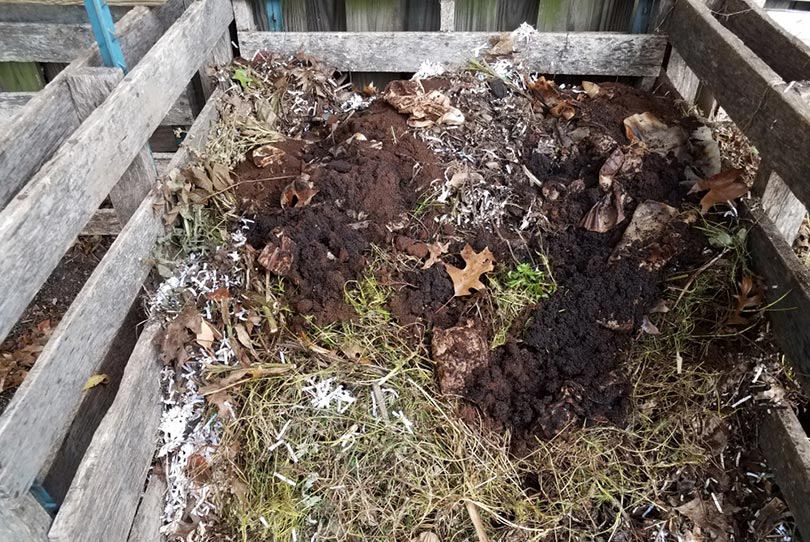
[151,33,801,542]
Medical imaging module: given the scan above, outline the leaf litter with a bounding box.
[142,41,805,542]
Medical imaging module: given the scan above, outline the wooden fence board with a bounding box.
[0,23,91,63]
[753,164,805,244]
[0,492,50,542]
[666,0,810,212]
[238,31,668,76]
[0,0,185,212]
[127,474,166,542]
[0,0,164,5]
[49,323,164,542]
[0,91,35,124]
[66,67,156,224]
[748,206,810,392]
[0,0,232,500]
[719,0,810,82]
[760,407,810,537]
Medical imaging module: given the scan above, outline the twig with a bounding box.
[671,250,727,309]
[465,501,490,542]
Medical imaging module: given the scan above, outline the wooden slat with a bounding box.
[753,164,805,244]
[766,9,810,45]
[66,67,156,224]
[0,0,186,212]
[0,23,92,63]
[665,48,701,104]
[126,474,166,542]
[238,31,668,76]
[0,5,130,24]
[748,205,810,393]
[760,407,810,537]
[0,89,195,127]
[81,208,123,236]
[440,0,455,31]
[232,0,258,32]
[49,324,164,542]
[0,91,35,125]
[666,0,810,212]
[718,0,810,81]
[0,2,231,504]
[0,0,165,5]
[0,492,50,542]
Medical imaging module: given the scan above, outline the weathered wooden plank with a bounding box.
[455,0,497,30]
[80,208,123,236]
[497,0,538,30]
[66,67,157,224]
[718,0,810,82]
[0,492,50,542]
[0,5,130,24]
[0,91,35,128]
[197,30,233,101]
[306,0,346,31]
[748,205,810,394]
[346,0,405,31]
[127,474,166,542]
[0,0,186,212]
[759,407,810,537]
[153,152,175,175]
[40,303,142,504]
[0,0,164,5]
[238,31,668,76]
[49,323,164,542]
[766,8,810,45]
[666,0,810,211]
[0,0,232,502]
[440,0,456,31]
[753,164,805,244]
[232,0,258,32]
[665,48,701,104]
[0,88,195,127]
[0,23,92,63]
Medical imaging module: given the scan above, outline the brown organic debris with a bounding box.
[623,112,687,158]
[726,276,763,325]
[580,185,627,233]
[280,175,318,208]
[423,241,450,269]
[598,147,624,191]
[252,144,286,168]
[431,319,490,394]
[444,244,495,297]
[688,168,748,214]
[383,80,464,128]
[257,229,296,276]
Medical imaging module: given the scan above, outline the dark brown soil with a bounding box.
[235,81,709,447]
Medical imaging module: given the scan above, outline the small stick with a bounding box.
[671,250,726,309]
[372,382,390,422]
[465,501,490,542]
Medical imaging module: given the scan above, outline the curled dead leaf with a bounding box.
[598,147,624,191]
[640,315,661,335]
[582,81,601,98]
[611,200,678,267]
[384,80,464,128]
[688,169,748,214]
[549,101,576,120]
[623,112,687,158]
[280,176,318,208]
[363,82,377,96]
[423,241,450,269]
[444,244,495,297]
[580,184,627,233]
[727,276,763,325]
[197,320,217,350]
[199,364,292,397]
[160,304,202,366]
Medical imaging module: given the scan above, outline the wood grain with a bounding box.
[748,204,810,394]
[80,208,123,236]
[753,165,805,244]
[0,492,50,541]
[238,31,667,76]
[666,0,810,212]
[0,22,92,63]
[718,0,810,81]
[759,407,810,538]
[0,0,185,212]
[0,0,164,5]
[126,474,166,542]
[49,324,164,542]
[0,0,231,501]
[66,67,157,224]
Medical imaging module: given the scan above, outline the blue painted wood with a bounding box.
[630,0,654,33]
[266,0,284,30]
[30,482,57,515]
[83,0,127,72]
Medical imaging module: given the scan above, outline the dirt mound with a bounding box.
[237,102,442,327]
[236,79,709,446]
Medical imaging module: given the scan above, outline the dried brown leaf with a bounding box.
[280,177,318,208]
[160,304,202,365]
[257,230,296,276]
[580,185,627,233]
[444,244,495,297]
[582,81,601,98]
[688,168,745,195]
[197,320,216,350]
[199,365,291,396]
[423,241,450,269]
[623,112,687,157]
[82,373,109,390]
[598,147,624,191]
[727,276,763,325]
[699,181,749,214]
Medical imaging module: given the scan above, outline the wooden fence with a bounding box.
[1,0,810,539]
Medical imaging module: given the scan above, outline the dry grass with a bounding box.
[212,224,745,542]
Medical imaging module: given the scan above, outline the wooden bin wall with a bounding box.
[1,0,810,539]
[0,0,233,539]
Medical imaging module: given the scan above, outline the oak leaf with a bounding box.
[688,168,748,214]
[422,241,450,269]
[444,244,495,297]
